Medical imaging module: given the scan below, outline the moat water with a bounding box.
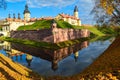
[0,38,114,76]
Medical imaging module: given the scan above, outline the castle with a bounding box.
[55,6,81,26]
[2,4,53,32]
[1,4,81,36]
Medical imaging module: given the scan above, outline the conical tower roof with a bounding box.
[23,4,30,14]
[74,5,78,12]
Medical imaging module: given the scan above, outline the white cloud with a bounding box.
[6,0,77,8]
[27,0,76,8]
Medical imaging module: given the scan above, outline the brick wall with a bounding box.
[10,28,90,43]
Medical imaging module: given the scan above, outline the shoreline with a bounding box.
[0,37,89,50]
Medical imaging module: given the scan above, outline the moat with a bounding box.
[0,38,114,77]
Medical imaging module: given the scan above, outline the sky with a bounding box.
[0,0,95,24]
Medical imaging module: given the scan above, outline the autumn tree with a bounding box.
[92,0,120,26]
[0,0,6,9]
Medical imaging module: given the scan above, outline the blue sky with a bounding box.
[0,0,95,24]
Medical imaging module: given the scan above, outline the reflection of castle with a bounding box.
[26,54,33,67]
[11,41,89,71]
[2,41,33,67]
[1,41,88,70]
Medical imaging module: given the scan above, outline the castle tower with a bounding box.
[8,13,11,18]
[18,13,21,19]
[74,5,79,19]
[13,13,16,19]
[23,4,30,21]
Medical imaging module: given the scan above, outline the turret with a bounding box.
[13,13,16,19]
[74,5,79,19]
[8,13,11,18]
[18,13,21,19]
[23,4,30,21]
[51,19,57,29]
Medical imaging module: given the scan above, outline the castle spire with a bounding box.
[23,4,30,14]
[74,5,78,12]
[13,13,16,19]
[8,13,11,18]
[18,13,21,19]
[74,5,79,19]
[23,4,31,21]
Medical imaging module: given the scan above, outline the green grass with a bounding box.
[55,20,105,36]
[85,27,105,36]
[75,26,105,36]
[97,26,120,36]
[1,37,89,50]
[56,20,74,28]
[17,20,52,30]
[17,19,105,36]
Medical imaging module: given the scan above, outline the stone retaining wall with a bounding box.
[52,28,90,43]
[10,29,54,43]
[10,28,90,43]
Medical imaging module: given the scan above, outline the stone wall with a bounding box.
[10,29,54,43]
[10,28,90,43]
[52,28,90,43]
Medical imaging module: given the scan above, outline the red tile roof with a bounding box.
[59,13,80,20]
[6,18,23,22]
[30,18,37,22]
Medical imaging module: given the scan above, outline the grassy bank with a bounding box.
[17,20,51,30]
[0,37,89,50]
[97,26,120,36]
[0,54,43,80]
[17,20,105,36]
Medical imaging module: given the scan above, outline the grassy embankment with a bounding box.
[17,20,105,36]
[0,53,43,80]
[97,26,120,36]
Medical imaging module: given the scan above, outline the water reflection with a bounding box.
[12,41,88,70]
[0,40,112,76]
[0,41,88,68]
